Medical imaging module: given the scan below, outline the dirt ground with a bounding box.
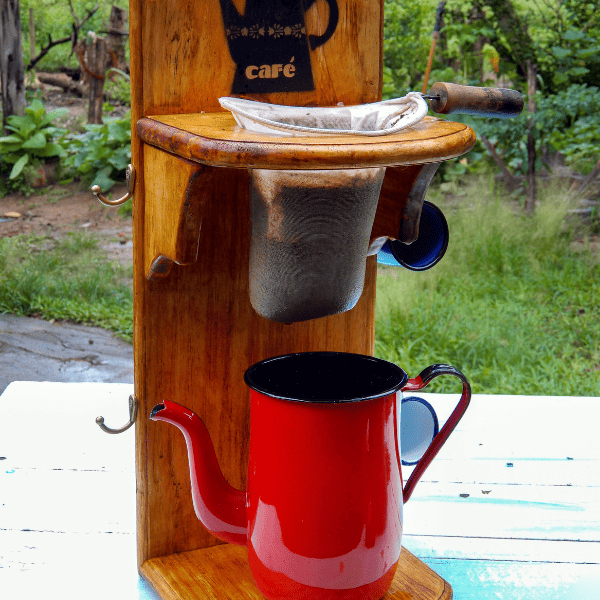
[0,183,133,267]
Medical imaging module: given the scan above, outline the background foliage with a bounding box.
[1,0,597,397]
[60,114,131,191]
[0,99,66,184]
[4,0,597,191]
[19,0,129,71]
[383,0,600,183]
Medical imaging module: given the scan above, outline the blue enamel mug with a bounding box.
[377,201,449,271]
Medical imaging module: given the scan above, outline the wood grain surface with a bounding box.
[138,0,382,116]
[135,163,378,562]
[130,0,387,569]
[141,545,451,600]
[429,82,524,118]
[128,1,471,590]
[143,146,214,278]
[137,113,475,169]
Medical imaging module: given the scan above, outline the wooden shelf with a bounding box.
[140,544,452,600]
[137,113,475,169]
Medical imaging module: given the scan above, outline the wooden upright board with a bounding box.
[130,0,385,566]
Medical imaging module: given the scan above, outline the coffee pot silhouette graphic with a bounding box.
[218,0,339,93]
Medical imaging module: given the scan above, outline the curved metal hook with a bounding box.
[92,164,136,206]
[96,394,138,434]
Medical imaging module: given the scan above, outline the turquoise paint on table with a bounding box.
[420,559,600,599]
[414,495,585,511]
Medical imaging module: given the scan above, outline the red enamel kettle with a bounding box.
[150,352,470,600]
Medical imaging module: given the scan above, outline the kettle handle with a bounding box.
[400,364,471,503]
[305,0,339,50]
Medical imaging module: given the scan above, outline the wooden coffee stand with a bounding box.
[119,1,476,598]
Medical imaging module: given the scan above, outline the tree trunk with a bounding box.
[83,35,109,124]
[0,0,26,134]
[107,6,128,73]
[525,60,537,214]
[37,72,83,96]
[29,8,35,66]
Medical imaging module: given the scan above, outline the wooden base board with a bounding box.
[140,544,452,600]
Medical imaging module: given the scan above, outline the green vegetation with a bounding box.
[0,99,67,192]
[104,73,132,108]
[0,99,131,195]
[0,232,133,341]
[1,1,596,398]
[471,83,600,177]
[19,0,129,72]
[60,113,131,192]
[5,0,596,194]
[383,0,600,184]
[375,179,600,396]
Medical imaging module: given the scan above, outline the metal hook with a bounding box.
[96,394,138,434]
[92,164,136,206]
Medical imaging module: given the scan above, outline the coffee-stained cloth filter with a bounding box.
[249,168,386,323]
[219,93,428,137]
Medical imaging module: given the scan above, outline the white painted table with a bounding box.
[1,382,599,599]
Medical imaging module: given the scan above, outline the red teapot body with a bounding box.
[151,352,470,600]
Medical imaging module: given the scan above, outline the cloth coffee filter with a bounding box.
[219,93,428,137]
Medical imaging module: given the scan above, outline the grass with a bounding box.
[0,232,133,341]
[375,177,600,396]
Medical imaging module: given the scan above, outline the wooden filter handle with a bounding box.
[429,82,524,118]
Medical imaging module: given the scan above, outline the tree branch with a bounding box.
[480,136,523,192]
[27,3,99,71]
[575,159,600,198]
[68,0,80,28]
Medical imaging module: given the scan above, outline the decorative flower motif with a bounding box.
[269,23,284,38]
[249,24,265,39]
[284,26,292,36]
[291,24,306,38]
[241,27,248,37]
[226,26,240,39]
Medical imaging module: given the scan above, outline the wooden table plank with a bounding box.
[0,381,134,470]
[409,394,600,460]
[1,468,135,533]
[403,482,600,541]
[413,459,599,487]
[0,382,153,599]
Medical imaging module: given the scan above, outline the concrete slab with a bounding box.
[0,314,133,394]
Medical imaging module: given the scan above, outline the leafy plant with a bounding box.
[382,0,432,98]
[475,84,600,176]
[526,0,600,92]
[104,72,132,107]
[19,0,118,71]
[0,99,67,181]
[60,114,131,191]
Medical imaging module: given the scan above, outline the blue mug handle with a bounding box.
[400,396,439,466]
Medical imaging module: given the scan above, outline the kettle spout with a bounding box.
[150,400,248,545]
